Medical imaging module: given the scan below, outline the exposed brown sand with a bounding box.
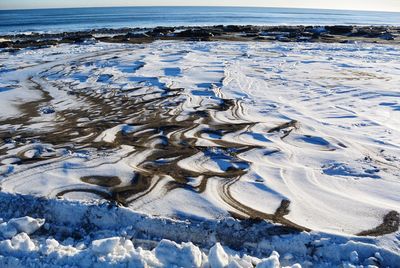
[358,211,400,236]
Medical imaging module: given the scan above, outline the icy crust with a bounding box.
[0,235,295,268]
[0,192,399,267]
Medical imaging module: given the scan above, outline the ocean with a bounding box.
[0,6,399,34]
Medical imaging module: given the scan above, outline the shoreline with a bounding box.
[1,25,399,50]
[1,23,400,266]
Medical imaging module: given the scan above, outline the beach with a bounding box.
[0,23,400,267]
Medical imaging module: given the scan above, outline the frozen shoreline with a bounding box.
[0,40,399,266]
[1,25,399,51]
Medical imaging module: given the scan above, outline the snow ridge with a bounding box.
[0,192,399,267]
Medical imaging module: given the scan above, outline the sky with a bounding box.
[0,0,399,12]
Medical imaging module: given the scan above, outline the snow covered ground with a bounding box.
[0,191,399,267]
[0,40,399,266]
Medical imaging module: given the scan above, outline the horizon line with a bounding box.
[1,5,399,13]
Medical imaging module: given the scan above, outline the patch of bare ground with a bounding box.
[357,210,400,236]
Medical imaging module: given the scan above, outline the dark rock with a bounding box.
[241,26,258,33]
[0,25,398,48]
[146,27,176,37]
[67,91,77,95]
[61,34,94,44]
[380,32,395,40]
[325,25,353,35]
[10,39,57,49]
[2,48,20,53]
[351,27,386,37]
[152,27,175,34]
[0,42,11,48]
[254,36,275,41]
[266,26,304,33]
[223,25,243,32]
[176,29,214,38]
[340,40,357,44]
[3,137,14,144]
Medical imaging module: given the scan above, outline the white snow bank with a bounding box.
[0,216,44,239]
[0,220,296,268]
[7,217,45,235]
[255,251,280,268]
[0,233,36,255]
[209,243,229,268]
[155,239,203,267]
[91,237,121,255]
[0,192,398,267]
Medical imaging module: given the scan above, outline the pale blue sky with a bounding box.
[0,0,399,12]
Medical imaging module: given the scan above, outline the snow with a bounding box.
[209,243,229,268]
[7,217,45,235]
[2,233,36,253]
[0,40,400,266]
[350,250,359,264]
[155,239,203,267]
[0,191,396,267]
[0,217,44,239]
[255,251,280,268]
[94,124,137,143]
[91,237,121,255]
[0,213,306,267]
[0,223,17,240]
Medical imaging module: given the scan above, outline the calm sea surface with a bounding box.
[1,6,399,34]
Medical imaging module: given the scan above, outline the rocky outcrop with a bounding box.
[0,25,398,49]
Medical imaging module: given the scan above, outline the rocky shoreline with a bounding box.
[0,25,399,50]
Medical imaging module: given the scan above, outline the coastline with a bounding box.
[1,23,400,266]
[1,24,399,51]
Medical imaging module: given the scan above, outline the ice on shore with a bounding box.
[0,192,398,267]
[1,40,400,266]
[0,216,44,239]
[0,214,397,267]
[7,217,45,235]
[155,239,203,267]
[209,243,229,268]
